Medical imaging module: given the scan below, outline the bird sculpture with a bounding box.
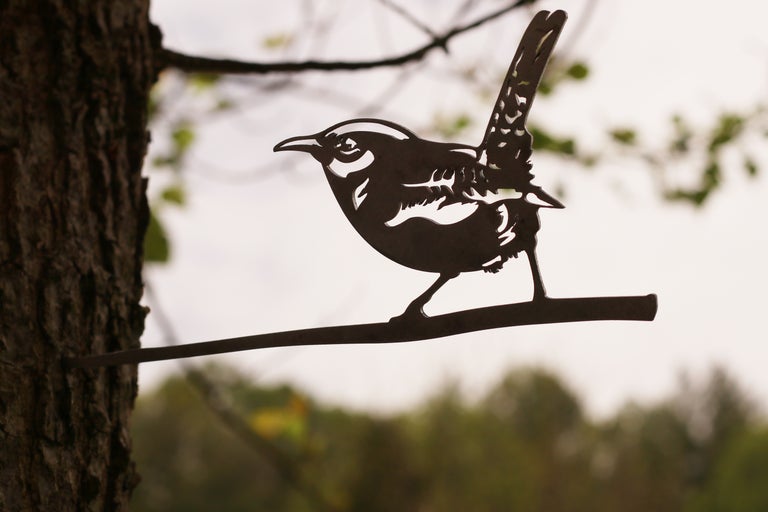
[274,10,567,320]
[63,8,657,372]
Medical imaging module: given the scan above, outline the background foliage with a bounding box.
[131,366,768,512]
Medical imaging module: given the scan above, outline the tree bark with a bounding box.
[0,1,156,510]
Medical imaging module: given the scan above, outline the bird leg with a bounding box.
[525,246,548,301]
[393,272,458,321]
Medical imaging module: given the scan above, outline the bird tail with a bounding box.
[527,185,565,209]
[478,10,567,170]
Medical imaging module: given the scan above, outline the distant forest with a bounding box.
[131,365,768,512]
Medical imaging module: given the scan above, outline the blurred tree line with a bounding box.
[131,365,768,512]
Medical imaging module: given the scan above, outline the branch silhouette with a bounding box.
[67,295,657,368]
[159,0,536,75]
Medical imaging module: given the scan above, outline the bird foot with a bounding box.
[389,303,428,324]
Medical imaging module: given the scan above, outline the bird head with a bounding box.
[273,118,416,178]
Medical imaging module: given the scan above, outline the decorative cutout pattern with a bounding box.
[273,10,569,319]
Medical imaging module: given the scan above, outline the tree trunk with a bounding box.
[0,1,156,510]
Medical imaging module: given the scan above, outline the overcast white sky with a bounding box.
[141,0,768,418]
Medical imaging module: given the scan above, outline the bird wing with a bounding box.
[397,147,495,210]
[388,157,497,227]
[477,10,567,194]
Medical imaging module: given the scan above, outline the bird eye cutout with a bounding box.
[333,136,361,161]
[336,137,357,152]
[327,149,374,178]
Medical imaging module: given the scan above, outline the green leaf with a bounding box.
[262,33,293,49]
[554,182,567,201]
[744,156,759,177]
[189,73,220,91]
[530,126,576,155]
[665,188,710,207]
[248,394,307,442]
[148,90,160,121]
[172,122,195,154]
[152,155,178,168]
[664,160,721,207]
[565,61,589,81]
[703,160,721,188]
[708,113,744,153]
[215,98,235,111]
[144,210,170,263]
[579,154,599,168]
[161,185,186,206]
[670,114,692,154]
[538,79,554,96]
[609,128,637,146]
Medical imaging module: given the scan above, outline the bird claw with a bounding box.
[389,304,428,324]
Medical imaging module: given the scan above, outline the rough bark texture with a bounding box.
[0,1,156,510]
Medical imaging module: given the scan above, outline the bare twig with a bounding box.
[375,0,440,40]
[159,0,536,75]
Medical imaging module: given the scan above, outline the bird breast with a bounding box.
[323,166,524,274]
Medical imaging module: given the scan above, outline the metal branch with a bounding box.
[159,0,537,75]
[66,295,657,368]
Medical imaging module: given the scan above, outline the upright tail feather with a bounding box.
[478,10,567,178]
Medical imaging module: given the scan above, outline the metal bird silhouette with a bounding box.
[65,9,658,371]
[274,10,567,319]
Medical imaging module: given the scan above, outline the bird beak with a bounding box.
[273,134,322,154]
